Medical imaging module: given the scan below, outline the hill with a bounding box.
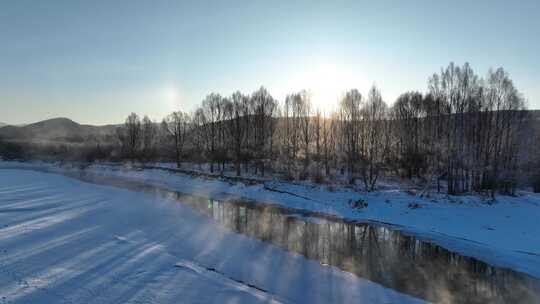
[0,117,119,144]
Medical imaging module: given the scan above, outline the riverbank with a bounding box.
[1,160,540,279]
[0,168,426,303]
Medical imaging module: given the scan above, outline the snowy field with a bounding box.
[1,161,540,280]
[0,169,423,303]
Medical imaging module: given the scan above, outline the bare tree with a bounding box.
[102,62,530,197]
[426,63,528,196]
[338,89,363,183]
[360,85,388,191]
[117,112,141,160]
[201,93,223,173]
[313,109,322,175]
[141,116,157,162]
[226,92,249,176]
[283,93,301,178]
[321,111,336,177]
[392,91,426,178]
[192,108,206,169]
[162,111,191,168]
[298,91,312,178]
[251,87,277,176]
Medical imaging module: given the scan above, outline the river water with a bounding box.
[16,168,540,303]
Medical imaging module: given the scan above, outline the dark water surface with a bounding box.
[14,168,540,303]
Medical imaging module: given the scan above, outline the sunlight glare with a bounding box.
[292,62,367,113]
[161,86,181,111]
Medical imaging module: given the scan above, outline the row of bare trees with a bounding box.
[117,63,535,195]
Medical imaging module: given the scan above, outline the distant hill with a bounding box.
[530,109,540,120]
[0,117,119,144]
[530,110,540,134]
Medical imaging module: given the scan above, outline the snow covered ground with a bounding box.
[0,168,424,303]
[1,160,540,281]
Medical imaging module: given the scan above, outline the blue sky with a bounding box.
[1,0,539,125]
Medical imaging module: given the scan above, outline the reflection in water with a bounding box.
[177,196,540,304]
[42,169,540,303]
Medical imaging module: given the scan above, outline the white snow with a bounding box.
[2,160,540,279]
[97,163,540,278]
[0,168,423,303]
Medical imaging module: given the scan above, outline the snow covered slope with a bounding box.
[2,161,540,281]
[0,169,423,303]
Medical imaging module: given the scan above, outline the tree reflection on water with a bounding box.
[180,197,539,304]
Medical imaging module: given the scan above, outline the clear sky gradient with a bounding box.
[1,0,539,125]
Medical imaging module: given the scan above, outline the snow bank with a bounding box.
[0,168,423,303]
[2,160,540,280]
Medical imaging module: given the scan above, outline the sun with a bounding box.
[160,86,181,111]
[164,87,178,103]
[291,62,367,113]
[309,64,344,111]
